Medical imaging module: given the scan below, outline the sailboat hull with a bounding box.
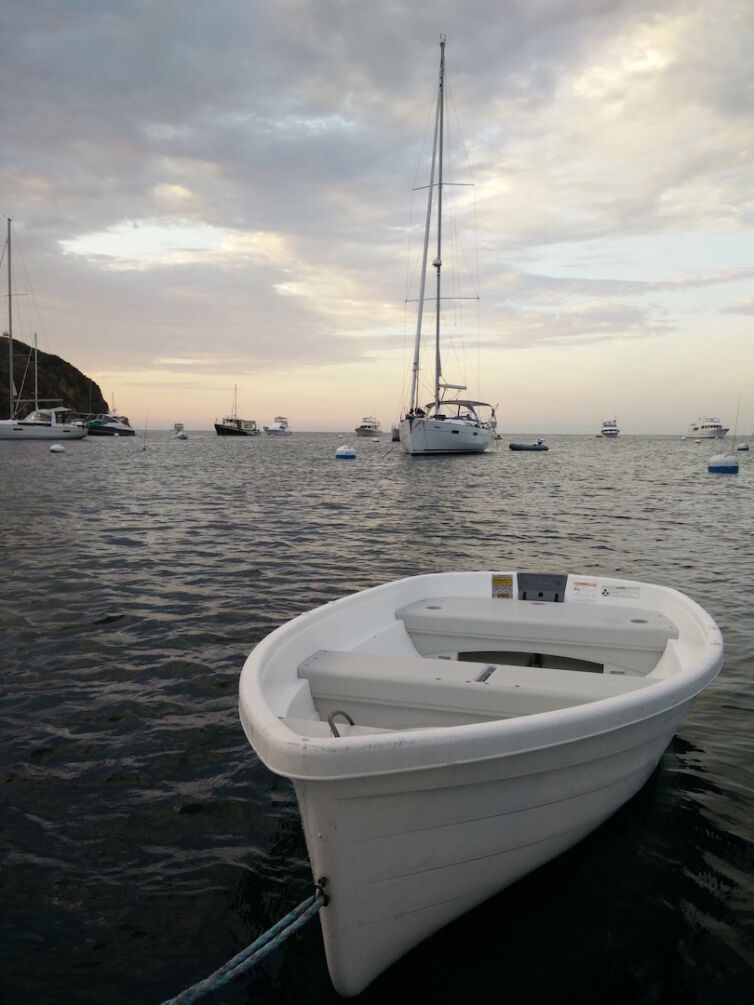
[0,420,87,440]
[399,417,492,455]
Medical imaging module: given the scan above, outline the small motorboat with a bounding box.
[239,569,722,996]
[87,412,135,436]
[264,416,292,436]
[509,438,548,451]
[355,416,381,437]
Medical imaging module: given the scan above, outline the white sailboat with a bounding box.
[399,39,495,455]
[0,218,87,441]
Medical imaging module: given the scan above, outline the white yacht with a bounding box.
[688,416,728,439]
[355,416,381,437]
[600,418,620,437]
[263,416,291,435]
[399,40,495,455]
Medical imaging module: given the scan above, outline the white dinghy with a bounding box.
[239,569,722,996]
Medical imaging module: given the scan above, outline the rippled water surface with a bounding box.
[2,432,752,1004]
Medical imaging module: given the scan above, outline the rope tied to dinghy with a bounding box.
[159,879,329,1004]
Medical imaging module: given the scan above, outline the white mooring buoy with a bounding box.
[707,453,738,474]
[336,444,356,460]
[50,444,65,453]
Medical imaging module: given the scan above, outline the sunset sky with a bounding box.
[2,0,752,433]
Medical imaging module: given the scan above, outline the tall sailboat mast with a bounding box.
[6,218,14,419]
[34,334,39,409]
[408,38,444,415]
[433,37,445,415]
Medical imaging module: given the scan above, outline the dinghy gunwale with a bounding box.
[239,571,723,782]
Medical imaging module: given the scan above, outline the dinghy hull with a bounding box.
[239,571,722,996]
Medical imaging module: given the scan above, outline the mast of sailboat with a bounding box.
[408,39,443,416]
[7,218,14,419]
[433,36,445,415]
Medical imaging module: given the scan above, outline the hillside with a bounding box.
[0,336,108,418]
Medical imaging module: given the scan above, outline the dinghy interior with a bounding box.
[245,572,716,744]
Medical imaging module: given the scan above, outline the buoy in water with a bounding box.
[336,444,356,460]
[50,444,65,453]
[736,442,749,451]
[708,453,739,474]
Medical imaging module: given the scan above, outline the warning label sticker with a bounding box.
[571,579,598,603]
[491,574,513,599]
[600,584,641,600]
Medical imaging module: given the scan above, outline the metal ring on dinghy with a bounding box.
[327,710,355,737]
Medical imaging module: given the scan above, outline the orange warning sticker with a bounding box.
[491,574,513,599]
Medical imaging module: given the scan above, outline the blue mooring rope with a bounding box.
[160,881,328,1004]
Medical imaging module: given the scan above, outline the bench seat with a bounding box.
[298,649,656,727]
[395,597,678,673]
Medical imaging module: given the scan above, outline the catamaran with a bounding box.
[399,39,495,455]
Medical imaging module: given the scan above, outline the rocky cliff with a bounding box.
[0,336,108,418]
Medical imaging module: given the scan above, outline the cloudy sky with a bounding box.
[2,0,752,432]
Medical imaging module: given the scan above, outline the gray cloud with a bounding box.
[1,0,752,384]
[722,298,754,315]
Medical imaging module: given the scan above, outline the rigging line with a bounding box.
[12,231,49,352]
[405,296,479,303]
[447,74,483,396]
[445,80,480,303]
[398,185,418,419]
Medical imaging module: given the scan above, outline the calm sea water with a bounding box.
[2,432,752,1004]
